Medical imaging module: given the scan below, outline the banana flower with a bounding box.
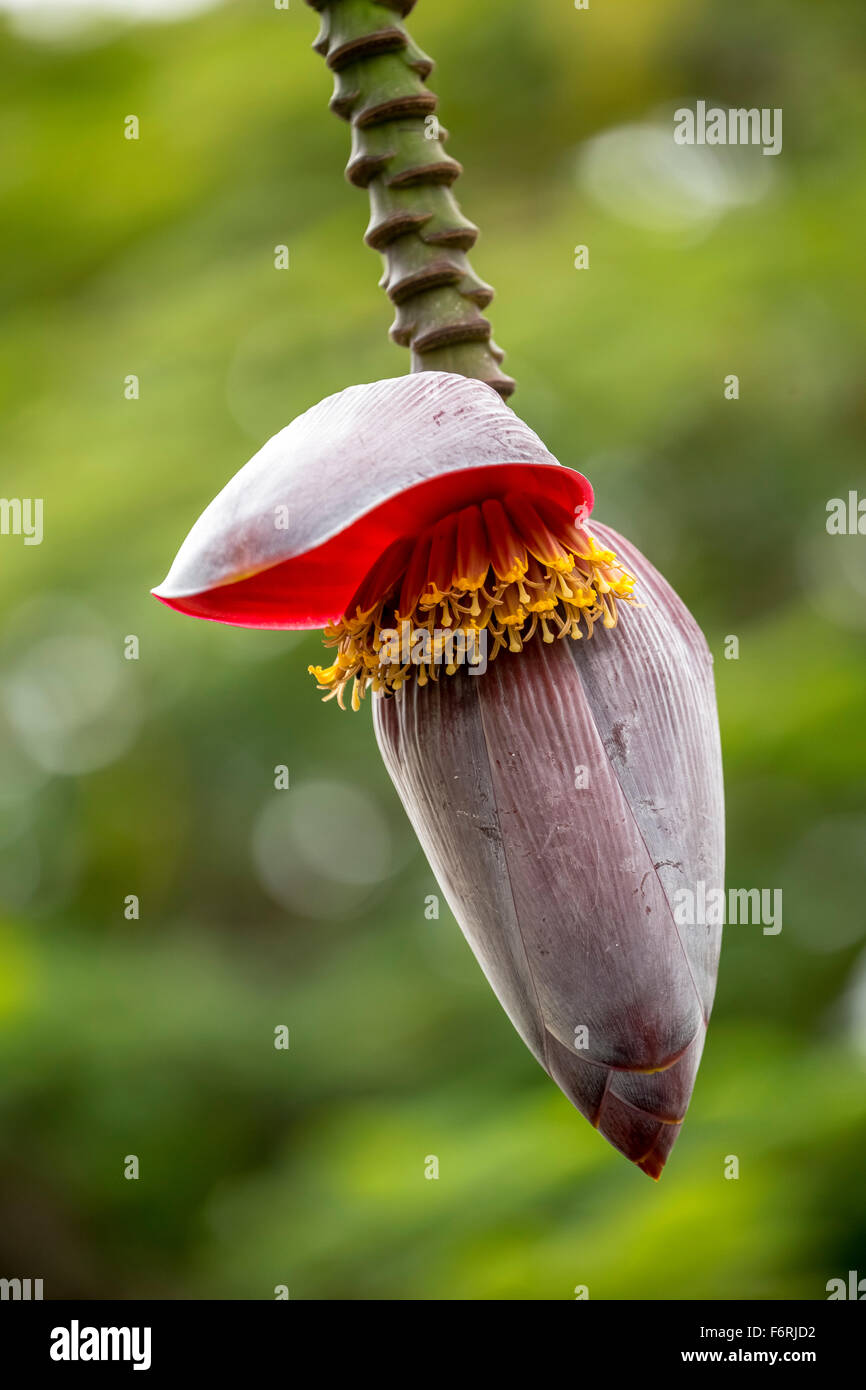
[154,372,724,1178]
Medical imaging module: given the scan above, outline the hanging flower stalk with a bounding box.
[154,0,725,1179]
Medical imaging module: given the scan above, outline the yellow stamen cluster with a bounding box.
[309,525,636,712]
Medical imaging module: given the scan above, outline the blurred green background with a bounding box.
[1,0,865,1300]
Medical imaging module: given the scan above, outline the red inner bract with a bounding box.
[153,463,592,629]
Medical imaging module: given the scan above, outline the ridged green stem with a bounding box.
[306,0,515,397]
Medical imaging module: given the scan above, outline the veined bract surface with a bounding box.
[374,523,724,1178]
